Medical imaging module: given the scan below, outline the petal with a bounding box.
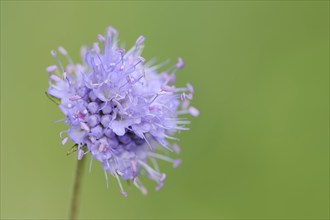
[93,83,117,102]
[69,126,86,143]
[110,120,126,136]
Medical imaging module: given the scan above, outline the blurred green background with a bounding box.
[1,1,329,219]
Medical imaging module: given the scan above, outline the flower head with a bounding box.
[46,26,198,196]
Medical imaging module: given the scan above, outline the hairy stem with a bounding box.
[69,157,85,220]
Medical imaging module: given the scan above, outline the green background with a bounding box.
[1,1,329,219]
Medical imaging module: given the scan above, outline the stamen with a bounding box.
[104,170,109,188]
[90,58,100,75]
[155,181,164,191]
[148,59,170,72]
[181,100,190,109]
[180,93,186,101]
[133,178,148,195]
[92,42,100,54]
[163,72,176,84]
[59,130,69,139]
[173,159,181,168]
[58,46,68,56]
[46,65,58,73]
[137,56,146,64]
[53,118,65,123]
[161,85,175,92]
[50,50,64,72]
[114,171,128,197]
[97,34,106,43]
[62,71,72,86]
[186,83,194,93]
[138,160,166,183]
[176,121,191,125]
[80,46,87,61]
[61,137,68,145]
[188,106,200,117]
[51,50,56,57]
[116,48,125,69]
[89,156,93,173]
[150,158,160,172]
[96,54,110,74]
[174,87,189,93]
[130,160,137,180]
[107,26,117,38]
[135,35,145,46]
[58,46,74,65]
[155,123,189,131]
[172,143,181,154]
[164,134,179,141]
[126,57,145,73]
[178,107,199,116]
[119,74,144,90]
[141,133,153,150]
[148,152,181,168]
[106,26,117,47]
[149,94,159,105]
[176,57,184,69]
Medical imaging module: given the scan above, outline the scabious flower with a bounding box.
[46,26,199,196]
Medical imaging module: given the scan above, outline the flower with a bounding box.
[46,26,199,196]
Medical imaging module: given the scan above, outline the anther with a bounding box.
[61,137,68,145]
[188,106,200,117]
[58,46,68,56]
[92,42,100,54]
[161,85,175,92]
[97,34,106,42]
[50,75,61,82]
[155,181,164,191]
[186,93,193,100]
[172,143,181,154]
[186,83,194,93]
[107,26,117,35]
[135,35,145,46]
[46,65,58,73]
[51,50,56,57]
[180,93,186,101]
[173,159,181,168]
[176,57,184,69]
[114,171,128,197]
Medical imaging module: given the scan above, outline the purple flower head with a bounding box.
[46,26,198,196]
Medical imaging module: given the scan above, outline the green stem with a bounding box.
[68,157,85,220]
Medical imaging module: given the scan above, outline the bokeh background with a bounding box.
[1,1,329,219]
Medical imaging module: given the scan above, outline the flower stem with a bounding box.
[69,157,85,220]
